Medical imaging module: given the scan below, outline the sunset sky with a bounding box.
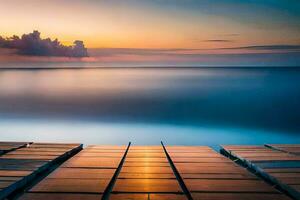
[1,0,300,66]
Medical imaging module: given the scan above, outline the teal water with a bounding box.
[0,67,299,145]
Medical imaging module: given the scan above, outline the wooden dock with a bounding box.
[0,142,82,199]
[0,142,299,199]
[0,142,30,156]
[221,144,300,200]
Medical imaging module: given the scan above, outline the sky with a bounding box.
[0,0,300,66]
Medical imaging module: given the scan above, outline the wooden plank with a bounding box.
[168,152,224,158]
[0,177,22,181]
[30,178,109,193]
[9,144,299,199]
[293,185,300,192]
[171,157,232,163]
[0,142,82,199]
[110,194,148,200]
[175,166,248,174]
[86,145,127,150]
[118,172,175,179]
[20,193,102,200]
[0,159,46,170]
[150,194,187,200]
[185,179,278,192]
[120,166,173,174]
[265,168,300,173]
[266,144,300,155]
[62,157,121,168]
[21,145,128,199]
[113,179,182,193]
[0,170,32,177]
[126,152,166,157]
[1,154,58,160]
[47,168,115,179]
[125,157,168,162]
[112,145,183,198]
[181,173,257,179]
[192,193,291,200]
[17,148,73,152]
[75,152,124,157]
[129,146,163,150]
[165,146,284,199]
[7,151,66,156]
[221,145,300,199]
[123,162,170,167]
[0,142,29,155]
[110,193,187,200]
[0,181,14,189]
[277,178,300,184]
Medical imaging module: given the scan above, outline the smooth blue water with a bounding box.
[0,67,299,145]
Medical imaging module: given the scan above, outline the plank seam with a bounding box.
[264,144,299,156]
[161,141,193,200]
[101,142,131,200]
[0,142,32,156]
[4,143,83,200]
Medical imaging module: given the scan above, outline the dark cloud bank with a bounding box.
[0,31,88,57]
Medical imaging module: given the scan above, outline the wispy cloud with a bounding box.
[89,44,300,57]
[222,45,300,51]
[203,39,234,43]
[217,33,240,37]
[0,31,88,57]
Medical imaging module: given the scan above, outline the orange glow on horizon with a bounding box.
[1,1,299,49]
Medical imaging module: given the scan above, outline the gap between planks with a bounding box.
[101,142,131,200]
[161,141,193,200]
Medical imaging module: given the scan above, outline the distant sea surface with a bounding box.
[0,66,300,146]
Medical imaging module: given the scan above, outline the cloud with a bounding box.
[0,31,88,57]
[218,33,240,37]
[89,44,300,58]
[203,39,233,43]
[223,45,300,51]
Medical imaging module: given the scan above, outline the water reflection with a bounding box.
[1,118,300,146]
[0,67,300,144]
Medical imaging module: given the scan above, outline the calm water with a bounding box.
[0,67,300,146]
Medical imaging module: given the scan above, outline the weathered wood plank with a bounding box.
[113,179,182,193]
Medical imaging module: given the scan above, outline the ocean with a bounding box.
[0,67,300,146]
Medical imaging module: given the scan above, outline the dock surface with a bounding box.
[0,142,82,199]
[221,144,300,200]
[0,142,298,199]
